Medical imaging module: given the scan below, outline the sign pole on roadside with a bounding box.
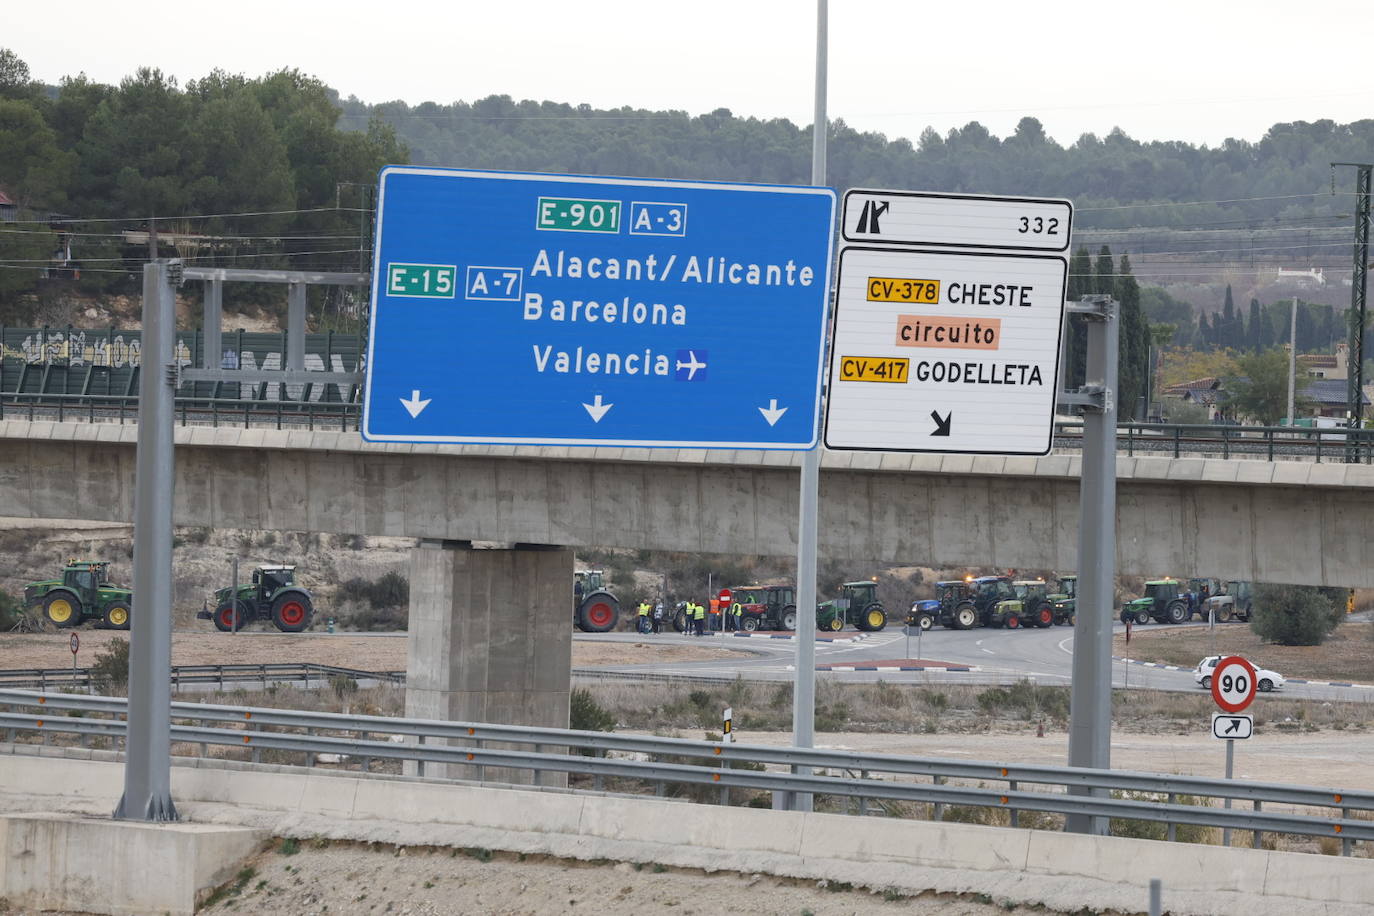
[1062,295,1119,836]
[1209,654,1258,846]
[70,632,79,690]
[783,0,827,815]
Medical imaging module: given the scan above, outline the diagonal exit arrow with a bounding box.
[1225,718,1240,734]
[930,410,952,436]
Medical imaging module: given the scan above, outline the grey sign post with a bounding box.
[115,260,180,821]
[1062,295,1119,835]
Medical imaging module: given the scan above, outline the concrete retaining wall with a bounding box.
[3,420,1374,586]
[0,750,1368,916]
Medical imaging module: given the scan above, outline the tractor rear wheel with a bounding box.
[43,592,81,628]
[103,601,131,631]
[577,596,618,633]
[214,600,251,632]
[780,606,797,631]
[953,603,978,630]
[1216,604,1233,623]
[861,604,887,631]
[272,593,314,633]
[1166,601,1188,625]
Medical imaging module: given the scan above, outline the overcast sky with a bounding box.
[8,0,1372,148]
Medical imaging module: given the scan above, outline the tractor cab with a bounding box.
[1047,575,1077,625]
[970,575,1016,625]
[990,580,1053,629]
[62,561,109,605]
[1120,578,1189,625]
[254,565,296,599]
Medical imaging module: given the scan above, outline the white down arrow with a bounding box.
[400,390,431,418]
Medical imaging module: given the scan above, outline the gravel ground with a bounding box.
[194,842,1086,916]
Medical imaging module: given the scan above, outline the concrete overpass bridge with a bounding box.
[0,417,1367,589]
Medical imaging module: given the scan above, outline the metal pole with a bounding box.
[232,556,239,634]
[1065,297,1118,836]
[783,0,826,815]
[1222,739,1235,846]
[1149,879,1162,916]
[1287,296,1297,427]
[115,260,179,822]
[1339,163,1371,459]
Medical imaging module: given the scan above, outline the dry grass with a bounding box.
[1118,620,1374,684]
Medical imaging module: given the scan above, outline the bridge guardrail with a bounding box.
[1,396,1370,463]
[2,689,1369,854]
[0,663,402,691]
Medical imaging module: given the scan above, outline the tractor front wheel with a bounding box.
[1134,608,1151,626]
[741,616,759,632]
[43,592,81,628]
[103,601,131,631]
[1005,613,1020,629]
[214,601,251,632]
[823,615,843,632]
[1036,606,1054,627]
[917,613,934,631]
[272,593,314,633]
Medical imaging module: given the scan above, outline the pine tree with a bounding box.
[1115,254,1149,419]
[1248,298,1263,352]
[1094,246,1114,296]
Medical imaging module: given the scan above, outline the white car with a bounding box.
[1193,655,1285,692]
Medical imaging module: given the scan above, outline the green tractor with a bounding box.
[989,580,1055,629]
[729,585,798,631]
[1047,574,1077,625]
[198,565,315,633]
[573,569,620,633]
[1119,578,1189,626]
[24,560,133,629]
[816,581,888,632]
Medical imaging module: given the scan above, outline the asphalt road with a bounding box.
[575,620,1374,703]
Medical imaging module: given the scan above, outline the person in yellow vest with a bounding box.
[637,600,651,633]
[693,600,706,636]
[731,601,743,631]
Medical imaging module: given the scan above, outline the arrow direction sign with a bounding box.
[1211,712,1254,740]
[400,390,431,418]
[363,168,835,448]
[930,410,952,436]
[759,399,788,426]
[583,394,613,423]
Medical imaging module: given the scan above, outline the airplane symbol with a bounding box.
[675,349,707,381]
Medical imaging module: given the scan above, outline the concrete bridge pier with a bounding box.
[403,540,572,785]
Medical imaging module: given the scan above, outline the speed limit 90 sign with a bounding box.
[1211,656,1258,713]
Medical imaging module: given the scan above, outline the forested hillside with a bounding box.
[337,94,1372,230]
[1,48,1369,422]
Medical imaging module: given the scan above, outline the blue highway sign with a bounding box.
[363,167,836,448]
